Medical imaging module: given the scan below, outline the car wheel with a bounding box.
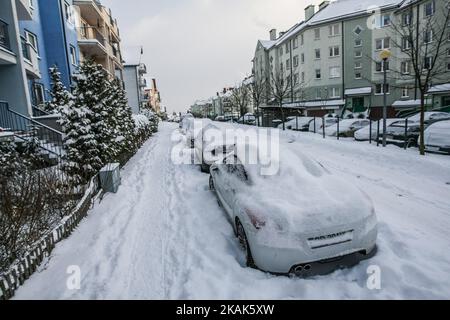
[236,219,256,269]
[209,175,215,191]
[200,162,210,173]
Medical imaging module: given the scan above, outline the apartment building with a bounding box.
[1,0,38,116]
[73,0,124,81]
[148,78,162,114]
[123,63,148,114]
[254,0,450,121]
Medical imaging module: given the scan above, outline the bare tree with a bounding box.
[269,69,292,130]
[249,76,267,127]
[388,2,450,155]
[231,84,250,119]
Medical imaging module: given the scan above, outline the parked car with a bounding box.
[325,119,370,137]
[354,119,402,141]
[424,120,450,155]
[277,117,314,131]
[209,147,377,276]
[382,120,421,147]
[237,113,256,125]
[407,111,450,125]
[215,116,225,122]
[308,117,339,133]
[179,113,194,128]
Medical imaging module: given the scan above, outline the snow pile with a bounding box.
[424,120,450,148]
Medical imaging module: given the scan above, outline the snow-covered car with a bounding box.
[407,111,450,125]
[237,113,256,126]
[179,113,194,129]
[277,117,314,131]
[209,147,378,276]
[382,120,420,147]
[424,120,450,154]
[308,117,339,133]
[354,119,401,141]
[325,119,370,137]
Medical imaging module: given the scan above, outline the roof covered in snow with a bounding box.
[345,87,372,96]
[428,83,450,94]
[392,99,421,107]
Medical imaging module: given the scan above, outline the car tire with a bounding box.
[236,219,256,269]
[200,162,210,173]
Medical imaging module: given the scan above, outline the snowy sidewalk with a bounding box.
[13,123,450,299]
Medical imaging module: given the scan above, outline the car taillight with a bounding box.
[245,208,266,230]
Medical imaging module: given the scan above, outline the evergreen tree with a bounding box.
[45,66,71,114]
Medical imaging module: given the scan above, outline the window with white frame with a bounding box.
[425,1,435,17]
[375,83,389,94]
[32,82,45,106]
[315,48,321,59]
[286,43,290,53]
[376,37,390,50]
[329,46,340,57]
[316,88,321,99]
[401,61,410,74]
[330,87,340,98]
[24,30,38,54]
[355,62,362,69]
[293,37,298,49]
[315,69,321,79]
[355,39,362,47]
[377,14,391,27]
[286,59,291,70]
[314,28,320,40]
[70,45,77,65]
[64,2,74,24]
[402,36,411,50]
[294,73,299,85]
[293,55,299,67]
[355,49,362,58]
[424,29,433,44]
[375,60,390,72]
[424,56,433,69]
[300,34,304,45]
[402,87,410,98]
[329,24,340,36]
[329,66,341,78]
[402,12,412,26]
[355,71,362,79]
[301,53,305,63]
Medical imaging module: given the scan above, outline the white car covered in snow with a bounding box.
[277,117,314,131]
[325,119,370,137]
[424,120,450,155]
[407,111,450,125]
[308,117,339,133]
[209,147,378,275]
[354,119,401,141]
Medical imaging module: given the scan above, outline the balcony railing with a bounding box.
[77,26,106,47]
[0,19,10,50]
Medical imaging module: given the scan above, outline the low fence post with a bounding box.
[369,120,372,144]
[404,118,408,150]
[337,116,340,140]
[314,117,316,133]
[296,116,298,131]
[377,120,380,147]
[322,117,326,139]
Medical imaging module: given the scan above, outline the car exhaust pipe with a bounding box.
[294,265,303,275]
[304,264,311,271]
[293,264,312,276]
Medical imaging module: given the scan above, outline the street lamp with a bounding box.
[379,49,391,147]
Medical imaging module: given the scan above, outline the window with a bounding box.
[293,55,299,67]
[329,46,340,57]
[354,26,363,35]
[376,14,391,27]
[402,36,411,50]
[329,66,341,78]
[315,69,321,79]
[286,43,290,53]
[425,1,435,17]
[355,50,362,58]
[315,48,321,59]
[294,73,299,85]
[402,12,412,26]
[375,60,390,72]
[280,62,283,71]
[447,62,450,71]
[424,56,433,69]
[286,59,291,70]
[301,72,305,82]
[355,39,362,47]
[330,87,340,98]
[64,2,74,23]
[424,29,433,43]
[24,30,38,54]
[314,28,320,40]
[279,46,283,56]
[355,62,362,69]
[375,83,389,94]
[28,0,34,9]
[32,82,45,106]
[329,24,340,36]
[315,88,321,99]
[402,87,410,98]
[447,48,450,56]
[300,34,304,45]
[293,37,298,49]
[301,53,305,63]
[376,37,390,50]
[70,45,77,65]
[401,61,410,74]
[355,71,362,79]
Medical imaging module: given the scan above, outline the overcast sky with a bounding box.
[103,0,322,113]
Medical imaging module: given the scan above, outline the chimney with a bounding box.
[279,31,286,38]
[305,4,316,21]
[269,29,277,41]
[152,78,157,91]
[319,1,330,11]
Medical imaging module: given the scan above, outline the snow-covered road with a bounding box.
[14,122,450,299]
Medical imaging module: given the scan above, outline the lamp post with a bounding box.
[380,49,391,147]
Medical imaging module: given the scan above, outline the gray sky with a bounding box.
[103,0,321,113]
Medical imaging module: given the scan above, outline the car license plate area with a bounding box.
[307,230,354,250]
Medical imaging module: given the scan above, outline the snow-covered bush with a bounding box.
[140,108,159,133]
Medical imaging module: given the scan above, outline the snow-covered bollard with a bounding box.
[99,163,121,193]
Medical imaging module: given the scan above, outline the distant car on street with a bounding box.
[278,117,314,131]
[424,120,450,155]
[325,119,370,137]
[237,113,256,126]
[209,146,378,276]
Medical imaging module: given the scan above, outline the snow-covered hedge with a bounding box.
[132,114,151,134]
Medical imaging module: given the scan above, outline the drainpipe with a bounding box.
[289,39,294,103]
[341,20,345,117]
[59,0,72,87]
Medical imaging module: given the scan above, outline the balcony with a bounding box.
[0,19,16,65]
[15,0,33,20]
[21,37,41,78]
[77,26,107,57]
[138,63,147,74]
[73,0,103,26]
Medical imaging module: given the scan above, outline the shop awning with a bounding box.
[345,87,372,96]
[392,99,421,108]
[428,83,450,94]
